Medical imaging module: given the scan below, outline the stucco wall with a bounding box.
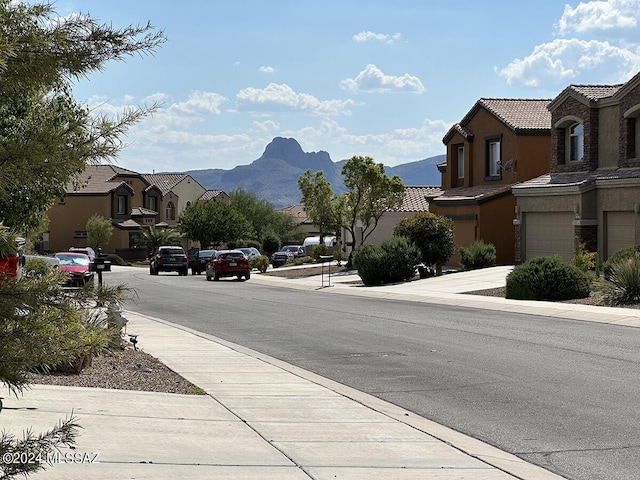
[47,195,111,253]
[598,105,620,168]
[478,194,516,265]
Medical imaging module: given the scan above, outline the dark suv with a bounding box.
[270,245,306,268]
[150,246,188,276]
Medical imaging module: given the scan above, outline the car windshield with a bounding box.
[56,254,90,266]
[282,246,300,252]
[199,250,216,257]
[219,252,244,260]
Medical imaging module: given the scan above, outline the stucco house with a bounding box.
[513,72,640,263]
[433,98,552,266]
[46,165,227,258]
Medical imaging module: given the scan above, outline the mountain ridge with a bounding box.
[186,137,444,209]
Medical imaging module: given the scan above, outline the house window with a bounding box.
[166,201,175,220]
[486,138,501,178]
[58,197,65,205]
[457,146,464,179]
[116,195,127,215]
[569,122,584,162]
[148,196,157,212]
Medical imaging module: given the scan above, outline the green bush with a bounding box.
[292,256,314,265]
[602,244,640,279]
[106,253,129,266]
[23,258,55,278]
[261,233,280,258]
[459,240,496,270]
[353,236,421,286]
[250,255,270,273]
[601,253,640,305]
[312,244,328,260]
[505,256,591,300]
[333,249,343,265]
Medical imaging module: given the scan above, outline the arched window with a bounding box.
[166,201,175,220]
[569,123,584,162]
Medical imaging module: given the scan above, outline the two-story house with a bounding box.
[46,165,228,258]
[434,99,552,266]
[513,72,640,263]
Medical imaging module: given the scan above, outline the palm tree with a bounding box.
[135,225,182,257]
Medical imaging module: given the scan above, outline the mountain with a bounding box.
[187,137,444,209]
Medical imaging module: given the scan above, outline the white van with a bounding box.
[303,236,337,248]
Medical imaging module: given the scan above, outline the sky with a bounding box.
[53,0,640,173]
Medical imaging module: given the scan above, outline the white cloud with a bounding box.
[258,66,276,73]
[556,0,640,35]
[496,38,640,86]
[168,90,227,115]
[352,31,401,44]
[253,120,280,132]
[235,83,355,116]
[340,64,425,94]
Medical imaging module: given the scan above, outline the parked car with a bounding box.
[238,247,260,260]
[55,252,94,286]
[191,249,217,275]
[69,246,96,261]
[0,236,26,281]
[150,246,188,276]
[271,245,306,268]
[206,250,251,281]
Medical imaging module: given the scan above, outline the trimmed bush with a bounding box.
[333,249,343,265]
[106,253,129,266]
[505,256,591,300]
[23,258,54,278]
[601,253,640,305]
[602,244,640,279]
[250,255,270,273]
[312,244,329,260]
[353,236,421,286]
[459,241,496,271]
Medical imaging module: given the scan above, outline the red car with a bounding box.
[206,250,251,281]
[55,252,94,286]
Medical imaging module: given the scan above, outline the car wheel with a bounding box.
[245,272,251,281]
[206,275,212,281]
[214,274,220,281]
[181,267,188,276]
[191,268,197,275]
[150,264,158,275]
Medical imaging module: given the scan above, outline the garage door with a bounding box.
[606,211,636,260]
[524,212,575,261]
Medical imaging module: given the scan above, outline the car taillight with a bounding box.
[156,254,162,260]
[182,255,187,260]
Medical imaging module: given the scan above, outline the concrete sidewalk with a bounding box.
[6,265,636,479]
[3,309,563,479]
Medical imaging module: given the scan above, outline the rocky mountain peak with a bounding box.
[260,137,332,171]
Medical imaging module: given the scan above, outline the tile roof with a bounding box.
[514,167,640,190]
[280,204,311,223]
[568,84,622,102]
[66,164,139,194]
[142,173,190,195]
[389,186,443,212]
[443,98,551,144]
[199,190,225,201]
[430,184,513,204]
[131,207,157,216]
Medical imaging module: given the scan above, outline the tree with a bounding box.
[229,188,276,241]
[134,225,182,256]
[0,3,165,477]
[0,2,165,234]
[341,156,406,266]
[297,170,342,242]
[393,211,454,275]
[178,201,252,248]
[86,214,113,252]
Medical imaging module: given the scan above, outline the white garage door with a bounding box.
[525,212,575,261]
[606,211,636,260]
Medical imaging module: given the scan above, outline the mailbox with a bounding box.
[90,256,111,272]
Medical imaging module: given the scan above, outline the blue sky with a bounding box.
[57,0,640,173]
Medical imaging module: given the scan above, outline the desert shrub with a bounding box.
[292,256,314,265]
[602,244,640,279]
[106,253,129,266]
[601,253,640,305]
[505,256,591,300]
[23,258,54,278]
[353,236,421,286]
[312,244,329,260]
[250,255,269,273]
[459,240,496,270]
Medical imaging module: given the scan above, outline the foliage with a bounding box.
[0,2,165,234]
[0,224,19,256]
[250,255,270,273]
[393,211,454,275]
[261,232,280,258]
[602,244,640,279]
[298,170,342,240]
[333,249,343,266]
[600,253,640,305]
[505,256,591,301]
[228,188,276,241]
[86,214,113,251]
[106,253,129,266]
[292,256,314,266]
[311,244,329,260]
[459,240,496,271]
[134,225,182,256]
[341,156,406,266]
[572,237,597,274]
[23,258,53,278]
[353,236,421,286]
[178,200,252,248]
[269,212,305,245]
